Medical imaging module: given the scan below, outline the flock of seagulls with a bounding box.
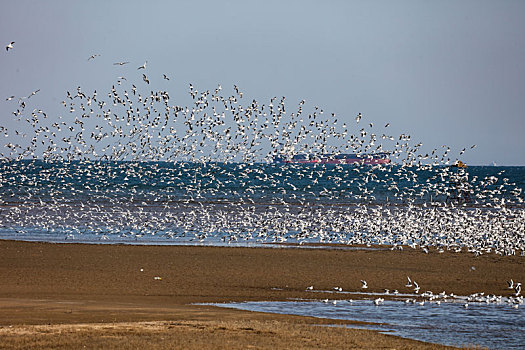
[306,276,523,308]
[1,52,524,261]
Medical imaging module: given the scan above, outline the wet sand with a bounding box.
[0,240,522,349]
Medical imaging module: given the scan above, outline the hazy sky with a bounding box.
[1,0,524,165]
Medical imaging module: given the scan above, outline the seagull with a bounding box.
[507,279,514,289]
[356,113,362,123]
[137,61,147,70]
[374,298,384,305]
[406,276,413,287]
[515,283,522,296]
[306,285,313,290]
[360,280,368,289]
[163,74,170,80]
[113,61,130,66]
[88,54,100,60]
[5,96,15,101]
[6,41,14,51]
[142,74,149,84]
[413,280,420,293]
[27,89,40,99]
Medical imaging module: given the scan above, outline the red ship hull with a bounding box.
[274,153,391,165]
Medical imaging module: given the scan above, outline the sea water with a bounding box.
[0,161,524,250]
[212,298,525,349]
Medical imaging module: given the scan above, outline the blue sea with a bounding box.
[0,160,524,250]
[212,296,525,350]
[1,160,524,349]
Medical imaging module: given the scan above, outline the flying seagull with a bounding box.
[27,89,40,99]
[6,41,15,51]
[88,54,100,60]
[113,61,130,66]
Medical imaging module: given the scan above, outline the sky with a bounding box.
[1,0,524,165]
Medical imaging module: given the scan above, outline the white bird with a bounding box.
[306,285,313,290]
[88,54,100,60]
[406,276,413,287]
[413,281,420,293]
[27,89,40,99]
[507,279,514,289]
[360,280,368,289]
[137,61,147,70]
[113,61,130,66]
[6,41,14,51]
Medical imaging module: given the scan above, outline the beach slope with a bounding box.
[0,240,521,349]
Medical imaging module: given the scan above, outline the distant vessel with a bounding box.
[452,160,467,168]
[273,152,391,165]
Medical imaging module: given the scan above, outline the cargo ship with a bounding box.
[273,152,391,165]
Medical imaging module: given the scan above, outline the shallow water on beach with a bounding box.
[212,299,525,349]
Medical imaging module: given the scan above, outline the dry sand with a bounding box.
[0,240,522,349]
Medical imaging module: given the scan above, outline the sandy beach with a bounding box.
[0,240,522,349]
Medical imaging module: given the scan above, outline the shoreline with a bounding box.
[0,240,522,349]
